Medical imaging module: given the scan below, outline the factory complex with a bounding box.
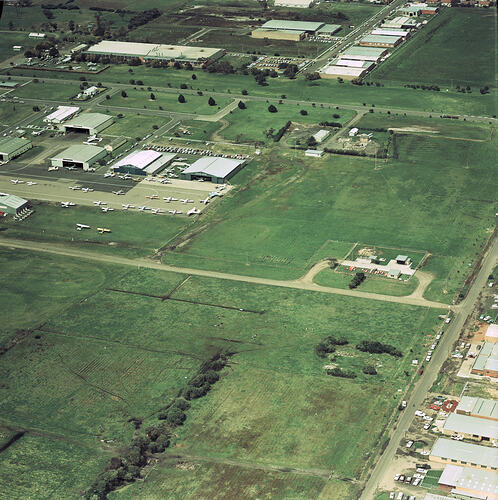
[252,20,341,41]
[86,41,225,64]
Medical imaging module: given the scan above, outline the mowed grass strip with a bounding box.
[368,9,497,87]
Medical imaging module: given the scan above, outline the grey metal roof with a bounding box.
[260,19,324,31]
[361,34,402,44]
[457,397,498,420]
[0,194,28,210]
[317,24,341,34]
[430,438,498,468]
[52,144,106,162]
[439,464,498,497]
[182,157,244,178]
[0,137,31,155]
[64,113,113,129]
[443,413,498,440]
[343,46,387,56]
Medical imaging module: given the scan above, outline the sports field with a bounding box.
[369,9,497,88]
[105,89,233,115]
[0,251,443,498]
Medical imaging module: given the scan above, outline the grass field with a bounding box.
[0,250,443,498]
[6,64,496,117]
[0,202,190,258]
[0,32,34,62]
[220,101,355,144]
[164,129,496,303]
[168,119,224,141]
[106,89,233,115]
[368,9,497,88]
[101,112,170,138]
[127,24,199,45]
[11,80,82,101]
[0,102,36,128]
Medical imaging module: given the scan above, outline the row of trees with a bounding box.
[349,271,366,289]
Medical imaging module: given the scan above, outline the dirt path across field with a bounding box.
[0,238,448,309]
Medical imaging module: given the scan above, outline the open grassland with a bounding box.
[11,80,82,101]
[0,255,443,498]
[106,89,232,115]
[220,101,355,144]
[109,461,342,500]
[369,9,497,88]
[168,119,224,141]
[0,202,189,258]
[6,64,496,117]
[127,24,199,45]
[0,433,108,499]
[102,112,170,138]
[0,33,34,62]
[0,248,119,343]
[0,102,36,128]
[314,268,419,297]
[165,128,496,303]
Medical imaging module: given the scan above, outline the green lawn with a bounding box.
[0,32,34,62]
[168,119,224,141]
[314,268,419,297]
[220,101,355,144]
[0,102,36,128]
[106,89,233,115]
[368,9,497,88]
[101,112,171,138]
[11,80,82,101]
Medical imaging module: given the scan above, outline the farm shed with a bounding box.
[51,144,107,171]
[181,157,246,184]
[0,137,32,162]
[61,113,114,135]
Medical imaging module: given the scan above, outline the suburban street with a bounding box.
[359,234,498,500]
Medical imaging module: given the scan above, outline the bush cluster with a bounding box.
[356,341,402,357]
[315,336,348,358]
[349,272,365,289]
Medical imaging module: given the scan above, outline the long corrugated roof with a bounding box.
[443,413,498,439]
[457,396,498,420]
[439,464,498,497]
[431,438,498,468]
[322,65,365,77]
[0,194,28,210]
[0,137,31,155]
[361,34,402,44]
[182,157,244,178]
[260,19,324,31]
[114,150,162,169]
[52,144,106,162]
[44,106,80,122]
[343,46,387,57]
[64,113,113,129]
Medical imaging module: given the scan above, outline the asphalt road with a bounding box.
[359,234,498,500]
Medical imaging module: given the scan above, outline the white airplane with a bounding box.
[210,191,223,198]
[101,207,114,212]
[61,201,76,207]
[10,179,24,184]
[200,197,210,204]
[65,166,76,171]
[168,209,182,215]
[76,223,90,230]
[160,179,171,184]
[82,187,94,193]
[218,184,226,191]
[48,166,59,171]
[26,181,37,186]
[146,194,159,200]
[138,206,150,211]
[151,208,163,214]
[187,207,201,216]
[69,186,80,190]
[122,204,135,210]
[104,172,115,178]
[0,192,8,196]
[93,201,106,206]
[112,190,124,195]
[180,199,194,204]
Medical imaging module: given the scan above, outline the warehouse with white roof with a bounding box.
[340,46,387,62]
[438,464,498,500]
[321,65,367,80]
[430,438,498,471]
[457,397,498,421]
[274,0,317,7]
[43,106,80,125]
[181,157,246,184]
[112,150,176,176]
[442,412,498,442]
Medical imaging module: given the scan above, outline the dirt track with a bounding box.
[0,237,448,309]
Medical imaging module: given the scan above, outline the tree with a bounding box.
[300,109,308,115]
[238,100,246,110]
[268,104,277,113]
[306,136,317,147]
[121,90,127,98]
[150,93,155,100]
[166,407,187,426]
[208,96,216,106]
[191,74,197,80]
[241,89,248,95]
[105,94,110,100]
[305,72,320,81]
[178,94,185,103]
[349,271,366,289]
[32,106,40,112]
[362,365,377,375]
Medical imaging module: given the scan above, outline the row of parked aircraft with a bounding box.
[76,223,110,234]
[10,179,37,185]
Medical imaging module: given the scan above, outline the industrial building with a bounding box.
[312,130,330,143]
[442,413,498,442]
[333,58,375,70]
[112,150,176,176]
[381,16,418,29]
[316,24,342,37]
[421,6,439,13]
[485,324,498,343]
[0,137,32,162]
[29,32,46,39]
[321,65,368,80]
[339,46,388,62]
[181,157,246,184]
[438,465,498,500]
[274,0,316,7]
[305,149,323,157]
[252,20,327,40]
[51,144,107,171]
[43,106,80,125]
[371,28,410,39]
[359,34,403,48]
[400,5,422,16]
[61,113,114,135]
[0,194,29,215]
[457,397,498,421]
[0,81,20,89]
[471,342,498,377]
[87,41,224,64]
[430,438,498,471]
[71,43,88,54]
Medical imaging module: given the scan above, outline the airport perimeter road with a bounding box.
[360,235,498,500]
[0,237,448,309]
